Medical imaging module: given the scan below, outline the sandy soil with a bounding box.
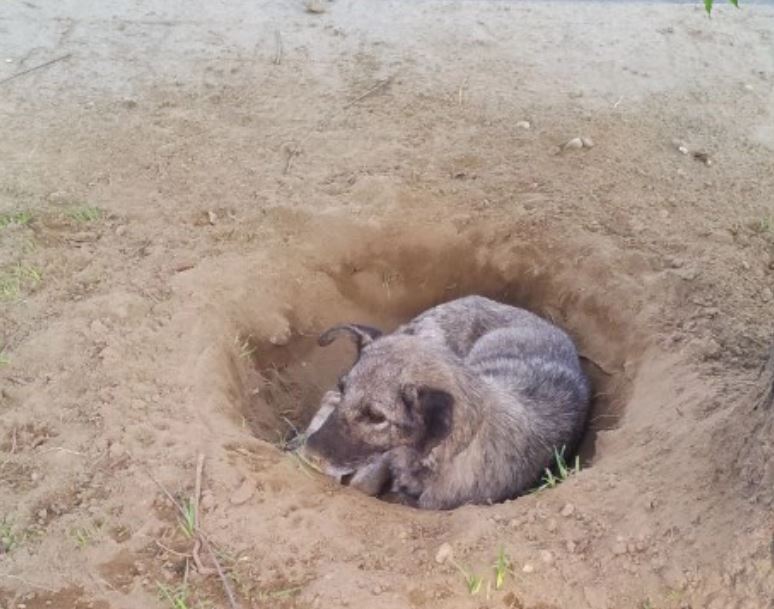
[1,1,773,608]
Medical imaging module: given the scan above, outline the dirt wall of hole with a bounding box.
[213,218,649,465]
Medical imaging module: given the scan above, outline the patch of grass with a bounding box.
[537,445,580,491]
[704,0,740,15]
[493,547,512,590]
[66,205,102,223]
[0,517,20,554]
[0,210,33,228]
[234,334,256,360]
[0,264,42,301]
[754,215,772,234]
[158,583,194,609]
[0,352,9,367]
[71,527,92,549]
[450,559,484,595]
[178,497,197,539]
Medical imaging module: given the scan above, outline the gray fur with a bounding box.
[296,295,590,510]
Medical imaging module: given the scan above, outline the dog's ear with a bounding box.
[400,384,454,451]
[318,324,383,352]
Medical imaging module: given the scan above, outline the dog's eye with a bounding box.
[361,406,387,425]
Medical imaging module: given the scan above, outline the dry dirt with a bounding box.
[1,1,773,608]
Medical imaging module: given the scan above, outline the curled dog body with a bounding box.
[295,295,590,510]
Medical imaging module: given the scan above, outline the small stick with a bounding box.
[201,535,241,609]
[154,539,192,559]
[273,30,283,65]
[194,452,204,531]
[458,77,469,106]
[192,538,216,576]
[282,146,300,174]
[344,75,395,108]
[0,54,72,86]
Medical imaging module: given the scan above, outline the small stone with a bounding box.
[581,137,595,148]
[516,120,531,130]
[560,503,575,517]
[741,260,751,271]
[108,442,126,459]
[30,471,39,482]
[612,542,627,555]
[207,210,218,225]
[230,478,256,505]
[761,287,773,302]
[435,542,453,564]
[37,509,48,520]
[372,585,382,595]
[398,530,409,540]
[743,83,754,92]
[566,540,577,553]
[540,550,554,564]
[522,563,534,573]
[305,0,326,13]
[115,225,127,236]
[509,518,520,529]
[563,137,584,151]
[546,518,557,532]
[672,138,689,154]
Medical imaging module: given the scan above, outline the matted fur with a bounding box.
[297,295,590,510]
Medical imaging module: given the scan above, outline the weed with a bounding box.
[178,497,197,539]
[67,205,102,223]
[640,600,655,609]
[234,334,256,360]
[450,559,484,595]
[71,527,91,549]
[158,583,193,609]
[537,445,580,491]
[0,210,33,228]
[493,547,511,590]
[0,352,9,367]
[0,264,42,301]
[0,517,20,554]
[754,215,772,234]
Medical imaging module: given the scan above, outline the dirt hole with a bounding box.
[234,226,640,479]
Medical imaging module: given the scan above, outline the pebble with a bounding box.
[115,225,127,236]
[566,540,577,553]
[581,137,595,148]
[305,0,327,13]
[522,563,534,574]
[546,518,558,532]
[516,120,531,129]
[435,542,453,564]
[612,541,627,556]
[563,137,584,151]
[672,138,689,154]
[372,585,382,595]
[762,287,773,302]
[540,550,554,564]
[560,503,575,517]
[37,508,48,520]
[230,478,256,505]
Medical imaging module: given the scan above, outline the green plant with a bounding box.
[0,210,33,228]
[450,559,484,595]
[178,498,197,539]
[0,517,20,554]
[704,0,739,15]
[71,527,91,549]
[158,583,193,609]
[537,445,580,491]
[493,547,511,590]
[0,352,9,367]
[67,205,102,223]
[0,264,41,301]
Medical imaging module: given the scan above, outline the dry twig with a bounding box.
[0,54,72,86]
